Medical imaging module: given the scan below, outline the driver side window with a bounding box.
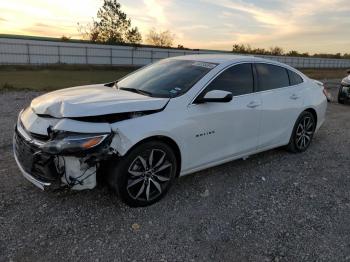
[203,63,254,97]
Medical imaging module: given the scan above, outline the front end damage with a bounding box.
[13,109,116,191]
[13,85,170,191]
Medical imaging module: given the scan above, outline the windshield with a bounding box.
[117,59,217,98]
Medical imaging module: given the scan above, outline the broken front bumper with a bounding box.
[13,148,51,190]
[13,125,62,190]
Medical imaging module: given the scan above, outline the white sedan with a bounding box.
[14,55,327,206]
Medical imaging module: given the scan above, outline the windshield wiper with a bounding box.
[104,81,117,87]
[119,87,153,97]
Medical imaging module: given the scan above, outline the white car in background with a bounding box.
[338,70,350,104]
[14,55,327,206]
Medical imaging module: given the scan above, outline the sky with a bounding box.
[0,0,350,54]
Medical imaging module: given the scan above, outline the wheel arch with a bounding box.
[124,135,182,177]
[304,108,318,127]
[287,108,318,145]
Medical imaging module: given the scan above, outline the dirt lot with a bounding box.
[1,87,349,262]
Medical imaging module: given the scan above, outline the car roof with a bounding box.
[171,54,270,65]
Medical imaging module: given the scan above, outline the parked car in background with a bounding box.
[338,70,350,104]
[13,55,328,207]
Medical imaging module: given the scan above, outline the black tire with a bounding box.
[106,141,177,207]
[287,111,316,153]
[338,99,345,104]
[338,86,345,104]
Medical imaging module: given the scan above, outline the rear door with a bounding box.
[255,63,304,149]
[183,63,262,171]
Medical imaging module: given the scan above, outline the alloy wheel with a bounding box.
[126,149,173,202]
[295,115,315,150]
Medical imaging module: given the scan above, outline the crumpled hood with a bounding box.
[30,84,169,118]
[342,75,350,86]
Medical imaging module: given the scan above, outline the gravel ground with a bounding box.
[0,86,349,262]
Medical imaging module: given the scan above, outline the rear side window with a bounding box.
[288,70,303,85]
[256,64,289,91]
[204,63,254,96]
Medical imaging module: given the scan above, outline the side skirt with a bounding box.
[179,142,287,177]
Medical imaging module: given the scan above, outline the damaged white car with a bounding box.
[14,55,327,206]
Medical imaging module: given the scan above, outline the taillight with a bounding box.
[313,80,330,101]
[321,83,327,96]
[323,88,328,97]
[322,86,331,102]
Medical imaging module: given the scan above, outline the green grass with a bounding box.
[0,65,136,91]
[0,65,347,92]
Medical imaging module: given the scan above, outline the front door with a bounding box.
[182,63,262,172]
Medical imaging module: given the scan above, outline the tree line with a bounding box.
[71,0,350,59]
[232,44,350,59]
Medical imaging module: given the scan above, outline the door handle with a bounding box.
[290,94,300,100]
[247,101,261,108]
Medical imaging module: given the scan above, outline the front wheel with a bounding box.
[107,141,177,207]
[287,111,316,153]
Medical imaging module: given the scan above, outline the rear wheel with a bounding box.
[338,87,345,104]
[107,141,177,207]
[287,111,316,153]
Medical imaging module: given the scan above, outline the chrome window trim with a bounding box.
[254,62,301,92]
[254,61,305,87]
[189,61,255,106]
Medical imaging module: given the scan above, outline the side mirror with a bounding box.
[195,90,233,103]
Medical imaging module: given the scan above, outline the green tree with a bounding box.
[60,35,71,41]
[78,0,142,44]
[125,27,142,44]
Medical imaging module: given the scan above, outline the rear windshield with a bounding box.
[117,60,217,98]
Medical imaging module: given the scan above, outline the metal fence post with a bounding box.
[110,47,113,65]
[131,48,134,65]
[58,46,61,64]
[85,47,88,64]
[26,43,31,64]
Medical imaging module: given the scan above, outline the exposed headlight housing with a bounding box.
[40,133,110,155]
